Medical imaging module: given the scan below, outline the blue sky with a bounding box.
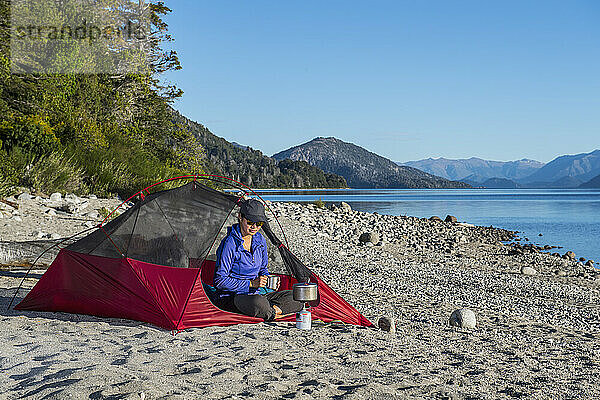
[162,1,599,163]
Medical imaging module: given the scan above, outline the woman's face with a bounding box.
[239,214,263,237]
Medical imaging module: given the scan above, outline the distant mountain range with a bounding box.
[401,157,544,183]
[579,174,600,188]
[401,150,600,188]
[272,137,470,189]
[519,150,600,186]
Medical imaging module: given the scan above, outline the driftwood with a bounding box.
[0,240,62,268]
[0,198,18,209]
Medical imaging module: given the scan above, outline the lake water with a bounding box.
[255,189,600,264]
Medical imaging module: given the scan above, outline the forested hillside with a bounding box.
[0,2,200,198]
[172,111,346,188]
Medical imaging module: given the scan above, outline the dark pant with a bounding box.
[232,290,304,321]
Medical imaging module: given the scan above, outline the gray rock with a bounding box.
[508,248,523,256]
[521,266,537,276]
[58,203,79,214]
[449,308,476,329]
[45,209,57,216]
[17,193,33,201]
[339,202,352,212]
[445,215,458,223]
[86,211,100,219]
[50,233,62,240]
[11,216,22,222]
[585,260,595,267]
[556,270,567,277]
[64,193,80,204]
[88,194,98,199]
[429,216,442,222]
[377,316,396,333]
[359,232,380,244]
[564,251,576,260]
[49,192,63,202]
[84,221,97,228]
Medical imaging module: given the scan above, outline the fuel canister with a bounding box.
[296,308,311,330]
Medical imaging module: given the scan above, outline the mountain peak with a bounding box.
[520,149,600,184]
[273,138,470,189]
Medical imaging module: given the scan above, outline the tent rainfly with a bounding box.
[15,177,373,331]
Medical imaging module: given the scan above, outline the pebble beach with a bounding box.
[1,192,600,399]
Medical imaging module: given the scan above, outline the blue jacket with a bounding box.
[214,224,269,297]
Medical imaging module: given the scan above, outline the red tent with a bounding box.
[16,177,372,331]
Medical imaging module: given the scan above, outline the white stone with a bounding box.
[49,192,62,202]
[11,216,22,222]
[65,193,80,204]
[521,266,537,276]
[86,211,100,219]
[449,308,477,329]
[84,221,96,228]
[51,233,62,240]
[36,231,47,239]
[88,194,97,199]
[340,202,352,212]
[17,193,33,201]
[45,209,57,216]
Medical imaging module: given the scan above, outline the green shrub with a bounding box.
[313,198,326,208]
[0,150,16,197]
[0,147,30,197]
[0,115,59,161]
[98,206,116,222]
[25,150,86,195]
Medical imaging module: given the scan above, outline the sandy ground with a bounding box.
[1,195,600,399]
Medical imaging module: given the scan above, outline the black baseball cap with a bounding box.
[240,199,268,223]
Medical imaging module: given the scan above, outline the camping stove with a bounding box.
[292,282,318,330]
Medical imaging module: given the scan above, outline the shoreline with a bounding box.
[257,188,600,265]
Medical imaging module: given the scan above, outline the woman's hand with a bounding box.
[250,275,267,288]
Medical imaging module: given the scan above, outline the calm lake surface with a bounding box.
[255,189,600,264]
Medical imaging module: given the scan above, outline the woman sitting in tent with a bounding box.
[213,199,304,320]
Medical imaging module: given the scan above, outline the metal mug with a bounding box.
[266,275,280,290]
